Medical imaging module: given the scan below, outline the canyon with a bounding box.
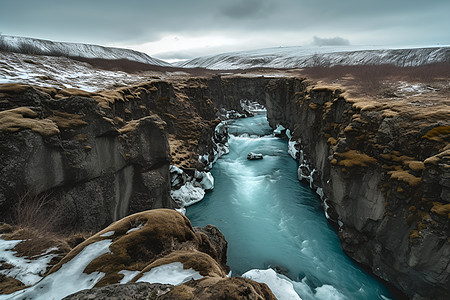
[0,55,449,299]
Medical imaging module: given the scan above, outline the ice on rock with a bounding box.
[200,172,214,190]
[273,124,286,136]
[0,239,113,300]
[170,181,205,207]
[136,262,203,285]
[242,268,302,300]
[288,140,300,160]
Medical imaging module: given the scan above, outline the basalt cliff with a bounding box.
[0,65,449,299]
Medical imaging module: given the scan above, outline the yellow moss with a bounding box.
[309,103,319,110]
[408,161,425,172]
[55,88,92,98]
[417,221,427,231]
[388,170,422,187]
[344,126,353,133]
[410,230,419,239]
[422,126,450,142]
[424,150,450,166]
[380,153,414,163]
[335,150,377,168]
[327,137,338,146]
[132,250,225,281]
[431,202,450,218]
[74,134,87,142]
[0,83,31,95]
[0,107,59,137]
[397,187,404,193]
[48,111,87,129]
[382,109,399,118]
[330,158,338,165]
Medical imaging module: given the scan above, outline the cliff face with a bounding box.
[0,80,219,231]
[261,77,449,299]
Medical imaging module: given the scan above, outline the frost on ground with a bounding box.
[0,238,57,286]
[136,262,203,285]
[0,239,112,300]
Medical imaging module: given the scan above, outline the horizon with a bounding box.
[1,0,449,62]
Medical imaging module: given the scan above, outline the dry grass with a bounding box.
[0,107,60,137]
[422,126,450,143]
[301,63,450,94]
[335,150,378,168]
[388,170,422,187]
[431,202,450,218]
[47,110,88,129]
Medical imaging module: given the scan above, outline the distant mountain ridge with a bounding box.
[177,45,450,69]
[0,35,171,66]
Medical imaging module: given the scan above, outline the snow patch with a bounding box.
[136,262,203,285]
[126,224,145,234]
[100,231,115,237]
[119,270,140,284]
[1,239,112,300]
[0,238,57,286]
[242,268,302,300]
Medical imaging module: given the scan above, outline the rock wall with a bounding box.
[260,77,449,299]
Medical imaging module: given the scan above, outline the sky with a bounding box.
[1,0,449,62]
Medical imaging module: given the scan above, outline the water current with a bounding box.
[186,112,393,300]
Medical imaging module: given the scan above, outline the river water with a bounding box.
[186,113,392,300]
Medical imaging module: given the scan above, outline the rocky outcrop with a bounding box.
[62,282,173,300]
[261,78,449,299]
[6,209,274,300]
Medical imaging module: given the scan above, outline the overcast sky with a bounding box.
[1,0,449,61]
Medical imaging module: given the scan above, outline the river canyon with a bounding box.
[0,63,449,299]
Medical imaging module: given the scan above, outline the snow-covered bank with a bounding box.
[170,120,229,212]
[0,239,112,300]
[0,238,57,286]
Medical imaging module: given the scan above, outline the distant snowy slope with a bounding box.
[177,45,450,69]
[0,35,171,66]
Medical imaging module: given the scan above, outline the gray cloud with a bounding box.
[219,0,272,19]
[0,0,449,58]
[312,36,350,46]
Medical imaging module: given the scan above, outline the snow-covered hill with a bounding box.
[177,45,450,70]
[0,35,171,66]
